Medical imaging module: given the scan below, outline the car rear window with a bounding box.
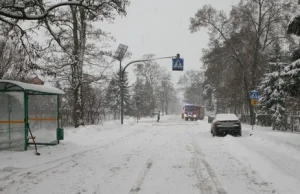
[216,114,238,121]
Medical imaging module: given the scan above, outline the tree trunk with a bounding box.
[114,108,117,120]
[165,100,169,115]
[73,81,84,128]
[87,110,90,124]
[71,6,86,128]
[161,102,164,115]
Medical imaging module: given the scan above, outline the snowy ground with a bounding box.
[1,116,300,194]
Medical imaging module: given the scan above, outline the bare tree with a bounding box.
[178,70,204,106]
[0,0,130,128]
[133,54,163,115]
[0,36,35,80]
[156,72,175,115]
[190,0,294,118]
[84,85,106,124]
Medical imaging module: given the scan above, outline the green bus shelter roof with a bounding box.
[0,80,65,95]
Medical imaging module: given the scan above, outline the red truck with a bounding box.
[181,104,205,121]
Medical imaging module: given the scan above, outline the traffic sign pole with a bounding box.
[249,90,259,136]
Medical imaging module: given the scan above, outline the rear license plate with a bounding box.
[221,122,234,128]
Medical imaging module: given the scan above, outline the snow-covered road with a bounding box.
[1,115,300,194]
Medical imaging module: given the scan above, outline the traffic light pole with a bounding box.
[120,55,178,124]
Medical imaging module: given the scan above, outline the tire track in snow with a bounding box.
[189,121,277,193]
[235,137,300,180]
[217,135,300,193]
[97,130,160,179]
[0,158,79,193]
[1,128,156,194]
[23,130,158,194]
[129,159,153,194]
[0,129,144,184]
[199,143,276,194]
[186,131,228,194]
[90,130,163,194]
[127,130,181,194]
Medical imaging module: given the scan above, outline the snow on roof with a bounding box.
[0,80,65,95]
[215,114,239,121]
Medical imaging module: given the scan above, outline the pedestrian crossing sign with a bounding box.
[172,58,184,71]
[250,90,259,99]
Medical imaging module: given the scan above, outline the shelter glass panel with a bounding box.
[28,95,57,144]
[0,92,25,150]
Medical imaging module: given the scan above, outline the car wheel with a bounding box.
[212,129,216,137]
[238,131,242,136]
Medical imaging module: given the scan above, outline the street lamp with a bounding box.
[114,44,128,61]
[114,44,128,124]
[112,52,181,125]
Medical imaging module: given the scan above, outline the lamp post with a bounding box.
[114,44,128,124]
[112,49,180,125]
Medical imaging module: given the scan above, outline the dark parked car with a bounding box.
[211,114,242,137]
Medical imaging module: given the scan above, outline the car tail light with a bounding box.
[215,121,221,127]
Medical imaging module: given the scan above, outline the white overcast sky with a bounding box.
[101,0,239,85]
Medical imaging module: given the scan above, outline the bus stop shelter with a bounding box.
[0,80,64,151]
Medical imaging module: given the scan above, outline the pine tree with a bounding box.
[259,61,287,130]
[288,15,300,36]
[286,3,300,97]
[105,77,119,120]
[132,78,156,117]
[105,69,132,120]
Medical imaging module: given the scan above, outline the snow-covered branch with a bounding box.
[0,1,88,20]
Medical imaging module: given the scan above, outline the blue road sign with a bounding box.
[172,58,184,71]
[250,90,259,99]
